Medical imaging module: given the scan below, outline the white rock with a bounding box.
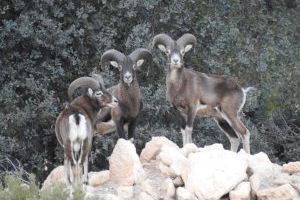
[198,143,224,152]
[161,178,175,199]
[173,176,184,187]
[117,186,133,199]
[282,161,300,174]
[109,139,145,186]
[88,170,110,187]
[256,184,299,200]
[139,192,154,200]
[140,137,179,163]
[229,181,251,200]
[140,179,155,197]
[42,165,65,190]
[180,143,199,157]
[183,147,248,200]
[158,161,176,177]
[248,152,273,175]
[176,187,198,200]
[158,146,189,176]
[290,173,300,193]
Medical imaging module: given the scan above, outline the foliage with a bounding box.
[0,0,299,183]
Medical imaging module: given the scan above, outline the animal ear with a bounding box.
[134,59,144,70]
[87,88,93,97]
[183,44,193,53]
[110,61,121,70]
[158,44,167,53]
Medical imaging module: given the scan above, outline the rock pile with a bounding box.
[43,137,300,200]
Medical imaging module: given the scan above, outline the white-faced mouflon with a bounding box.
[153,33,254,154]
[55,77,118,190]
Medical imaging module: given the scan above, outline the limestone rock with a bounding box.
[172,176,184,187]
[229,181,251,200]
[176,187,198,200]
[161,178,175,199]
[88,170,110,187]
[290,173,300,193]
[42,165,65,190]
[282,161,300,174]
[256,184,299,200]
[158,162,176,177]
[180,143,198,157]
[109,139,144,186]
[140,137,179,163]
[183,146,248,200]
[117,186,133,199]
[158,146,189,176]
[139,192,154,200]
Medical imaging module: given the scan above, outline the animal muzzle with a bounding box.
[123,72,133,84]
[108,96,119,108]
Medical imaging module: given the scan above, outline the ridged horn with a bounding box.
[129,48,152,64]
[101,49,126,68]
[152,33,174,49]
[68,77,101,101]
[176,33,196,49]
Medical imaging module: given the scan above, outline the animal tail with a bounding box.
[242,87,257,94]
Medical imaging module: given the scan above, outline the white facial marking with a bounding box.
[110,61,119,68]
[184,44,193,53]
[87,88,93,97]
[171,53,181,66]
[158,44,167,53]
[136,59,144,67]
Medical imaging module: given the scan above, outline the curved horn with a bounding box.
[176,33,196,49]
[68,77,101,101]
[101,49,126,68]
[129,48,152,64]
[152,33,174,49]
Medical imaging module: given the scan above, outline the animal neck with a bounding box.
[72,95,100,120]
[167,64,184,84]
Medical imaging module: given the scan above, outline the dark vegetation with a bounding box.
[0,0,299,184]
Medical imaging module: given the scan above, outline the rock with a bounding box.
[158,162,176,177]
[109,139,145,186]
[176,187,198,200]
[229,181,251,200]
[173,176,184,187]
[180,143,198,157]
[140,179,155,197]
[282,161,300,174]
[139,192,154,200]
[183,146,248,200]
[117,186,133,199]
[290,173,300,193]
[42,165,65,190]
[88,170,110,187]
[256,184,299,200]
[161,178,175,199]
[248,152,273,175]
[140,137,179,163]
[198,143,224,152]
[158,146,189,176]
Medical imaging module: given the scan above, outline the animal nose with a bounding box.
[173,58,179,63]
[125,74,132,80]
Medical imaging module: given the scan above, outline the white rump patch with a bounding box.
[69,114,88,142]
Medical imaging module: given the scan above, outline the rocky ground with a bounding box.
[42,137,300,200]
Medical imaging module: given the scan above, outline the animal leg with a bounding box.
[83,156,88,185]
[214,117,241,152]
[128,118,137,140]
[115,118,126,139]
[179,113,187,146]
[185,107,197,144]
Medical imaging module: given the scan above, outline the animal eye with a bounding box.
[167,49,171,55]
[181,49,185,55]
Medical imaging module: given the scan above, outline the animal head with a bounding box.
[101,48,152,86]
[152,33,196,68]
[87,88,118,108]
